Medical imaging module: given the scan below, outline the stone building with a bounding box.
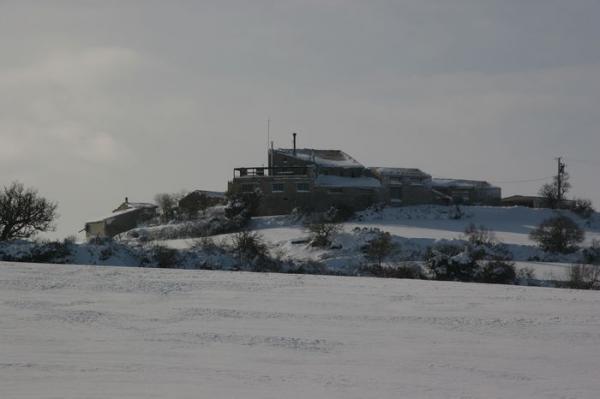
[228,134,501,216]
[228,139,384,215]
[84,198,157,239]
[370,167,433,206]
[431,179,501,205]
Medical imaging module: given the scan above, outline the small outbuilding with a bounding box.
[431,179,501,205]
[178,190,226,215]
[84,198,157,239]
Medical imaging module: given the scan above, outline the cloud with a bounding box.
[0,47,140,168]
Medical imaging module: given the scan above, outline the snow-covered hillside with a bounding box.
[2,205,598,283]
[1,262,599,398]
[155,205,600,280]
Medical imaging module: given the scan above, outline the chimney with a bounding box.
[293,132,297,155]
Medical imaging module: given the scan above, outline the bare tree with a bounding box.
[154,193,178,222]
[0,182,58,241]
[539,173,571,209]
[362,231,396,267]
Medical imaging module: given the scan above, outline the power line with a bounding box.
[489,176,554,184]
[564,158,600,166]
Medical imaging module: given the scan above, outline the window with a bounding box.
[328,188,343,194]
[296,183,310,192]
[241,184,255,193]
[272,183,284,193]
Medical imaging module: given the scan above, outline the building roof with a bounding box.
[315,175,382,189]
[431,178,498,189]
[86,200,157,225]
[274,148,364,168]
[185,190,226,199]
[370,167,431,179]
[113,201,157,213]
[87,206,153,225]
[502,195,545,201]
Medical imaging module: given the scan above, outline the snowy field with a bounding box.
[2,262,600,398]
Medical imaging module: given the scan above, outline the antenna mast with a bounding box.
[267,118,271,169]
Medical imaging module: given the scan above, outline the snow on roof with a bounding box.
[87,207,144,224]
[187,190,226,199]
[432,178,497,189]
[502,195,545,201]
[315,175,382,189]
[371,167,431,179]
[275,148,363,168]
[112,201,157,213]
[122,202,157,209]
[87,202,157,224]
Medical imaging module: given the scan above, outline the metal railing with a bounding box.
[233,166,309,178]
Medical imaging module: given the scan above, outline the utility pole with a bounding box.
[556,157,566,204]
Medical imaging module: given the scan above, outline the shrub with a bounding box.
[464,223,496,246]
[360,262,423,279]
[225,190,262,219]
[192,236,220,254]
[2,240,73,264]
[152,245,179,268]
[63,235,78,246]
[305,222,341,247]
[517,267,536,282]
[361,231,396,267]
[571,198,595,219]
[582,239,600,264]
[424,244,479,282]
[569,263,600,289]
[231,231,269,266]
[325,204,355,223]
[529,216,585,253]
[479,260,516,284]
[424,241,515,284]
[99,246,114,261]
[287,260,328,275]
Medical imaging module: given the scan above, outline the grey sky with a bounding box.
[1,1,599,239]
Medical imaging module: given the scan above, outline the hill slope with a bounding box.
[1,262,599,398]
[156,205,600,280]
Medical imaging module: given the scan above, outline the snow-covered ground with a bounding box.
[1,262,599,398]
[155,206,600,279]
[1,205,597,282]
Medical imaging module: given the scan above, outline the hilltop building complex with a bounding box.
[228,134,501,216]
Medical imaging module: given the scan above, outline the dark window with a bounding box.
[296,183,310,192]
[328,188,343,194]
[241,184,255,193]
[272,183,284,192]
